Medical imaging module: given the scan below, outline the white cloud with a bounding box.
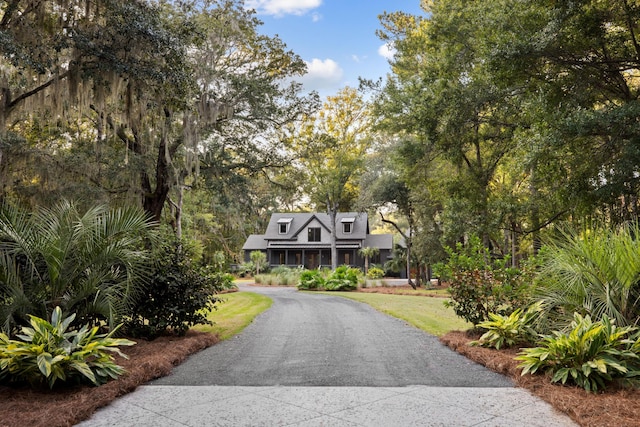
[297,58,344,91]
[246,0,322,16]
[378,43,397,60]
[311,12,322,22]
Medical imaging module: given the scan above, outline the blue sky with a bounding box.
[245,0,426,99]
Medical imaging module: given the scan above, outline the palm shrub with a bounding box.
[516,313,640,392]
[124,236,223,338]
[0,307,134,389]
[0,200,154,334]
[534,223,640,333]
[471,302,542,350]
[297,269,325,290]
[250,251,268,275]
[359,246,379,276]
[324,266,360,291]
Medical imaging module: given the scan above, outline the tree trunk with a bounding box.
[380,212,416,289]
[328,201,338,270]
[529,163,541,255]
[123,109,181,223]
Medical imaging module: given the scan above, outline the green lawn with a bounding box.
[318,292,470,336]
[192,291,272,340]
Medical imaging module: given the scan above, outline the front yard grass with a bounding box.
[193,291,273,340]
[318,292,470,336]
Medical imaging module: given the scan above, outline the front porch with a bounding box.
[268,248,362,270]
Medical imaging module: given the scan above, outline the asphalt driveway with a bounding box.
[152,286,512,387]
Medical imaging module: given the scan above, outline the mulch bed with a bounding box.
[358,285,449,297]
[440,331,640,427]
[0,331,219,427]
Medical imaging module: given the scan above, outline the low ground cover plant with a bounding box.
[471,302,541,350]
[516,313,640,392]
[0,307,134,389]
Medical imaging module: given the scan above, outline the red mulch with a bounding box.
[0,331,219,427]
[440,331,640,427]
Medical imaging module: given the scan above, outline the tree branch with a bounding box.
[8,70,71,112]
[380,212,408,240]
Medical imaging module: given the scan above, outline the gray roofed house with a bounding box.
[242,212,395,270]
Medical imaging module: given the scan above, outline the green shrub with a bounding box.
[0,307,134,389]
[297,269,325,290]
[534,224,640,333]
[237,262,254,277]
[207,271,236,291]
[324,266,360,291]
[124,238,223,338]
[440,235,532,326]
[367,267,385,280]
[516,313,640,392]
[0,200,154,334]
[472,303,541,350]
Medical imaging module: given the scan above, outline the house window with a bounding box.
[277,218,293,234]
[308,227,321,242]
[341,217,355,234]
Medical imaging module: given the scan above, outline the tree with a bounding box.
[1,1,317,231]
[285,87,371,269]
[375,0,631,261]
[358,247,379,276]
[0,0,194,210]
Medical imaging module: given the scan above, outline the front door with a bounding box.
[306,251,319,269]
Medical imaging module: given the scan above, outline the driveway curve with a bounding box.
[152,286,512,387]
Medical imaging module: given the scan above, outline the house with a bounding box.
[242,212,394,270]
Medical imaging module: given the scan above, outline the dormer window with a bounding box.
[341,217,355,234]
[277,218,293,234]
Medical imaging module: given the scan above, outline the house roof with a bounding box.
[363,234,394,251]
[264,212,369,241]
[241,234,267,251]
